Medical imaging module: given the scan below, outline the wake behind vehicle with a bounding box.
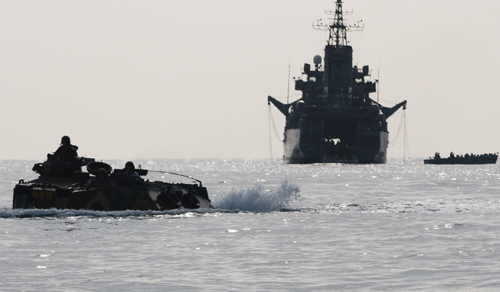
[13,155,213,211]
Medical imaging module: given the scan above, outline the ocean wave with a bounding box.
[317,198,500,214]
[0,207,220,219]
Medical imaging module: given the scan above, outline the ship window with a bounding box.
[355,78,363,83]
[309,77,316,82]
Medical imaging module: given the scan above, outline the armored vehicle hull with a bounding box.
[13,160,213,211]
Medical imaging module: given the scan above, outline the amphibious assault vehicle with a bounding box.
[13,156,213,211]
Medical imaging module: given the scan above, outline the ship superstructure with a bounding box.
[268,0,406,164]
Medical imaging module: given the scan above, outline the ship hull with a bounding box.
[424,154,498,165]
[283,128,387,164]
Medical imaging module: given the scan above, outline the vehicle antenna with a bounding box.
[149,170,203,187]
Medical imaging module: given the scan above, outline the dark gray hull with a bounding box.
[13,161,213,211]
[424,154,498,165]
[283,128,387,164]
[13,176,213,211]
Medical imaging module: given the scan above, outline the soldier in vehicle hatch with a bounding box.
[45,136,82,177]
[123,161,139,177]
[54,136,79,162]
[97,168,109,180]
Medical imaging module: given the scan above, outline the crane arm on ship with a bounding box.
[381,100,407,119]
[268,96,292,117]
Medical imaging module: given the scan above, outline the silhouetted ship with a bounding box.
[424,152,498,165]
[268,0,406,164]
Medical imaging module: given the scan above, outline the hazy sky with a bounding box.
[1,0,499,160]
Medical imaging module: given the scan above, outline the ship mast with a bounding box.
[329,0,348,47]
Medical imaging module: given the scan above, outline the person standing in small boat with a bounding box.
[54,136,79,162]
[123,161,139,177]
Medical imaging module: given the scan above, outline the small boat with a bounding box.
[424,152,498,165]
[13,156,213,211]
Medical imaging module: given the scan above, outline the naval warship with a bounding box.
[268,0,407,164]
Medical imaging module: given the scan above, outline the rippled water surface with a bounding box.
[1,159,500,291]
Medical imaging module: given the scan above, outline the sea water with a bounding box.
[0,159,499,291]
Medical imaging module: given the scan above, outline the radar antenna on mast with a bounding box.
[313,0,363,47]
